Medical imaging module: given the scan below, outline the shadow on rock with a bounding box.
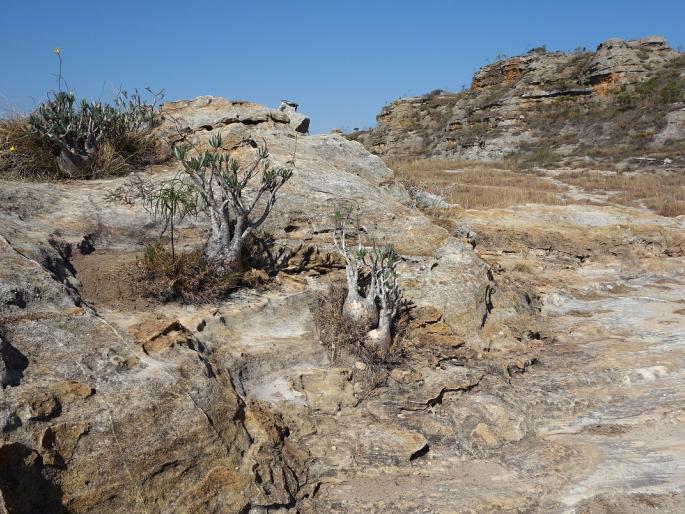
[0,443,67,513]
[0,334,28,388]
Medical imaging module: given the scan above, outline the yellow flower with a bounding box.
[8,145,16,153]
[53,47,61,54]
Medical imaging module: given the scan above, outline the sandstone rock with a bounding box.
[0,230,294,512]
[279,99,299,113]
[3,87,685,512]
[402,238,491,336]
[471,422,499,446]
[0,95,493,512]
[655,110,685,143]
[39,421,90,468]
[131,318,197,354]
[295,368,357,414]
[411,188,451,209]
[586,36,680,85]
[349,36,683,163]
[153,95,310,152]
[22,390,61,422]
[279,99,310,133]
[51,380,94,404]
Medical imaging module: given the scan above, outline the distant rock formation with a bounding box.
[349,36,685,166]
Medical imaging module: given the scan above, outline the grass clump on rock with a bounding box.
[138,243,243,303]
[0,49,163,179]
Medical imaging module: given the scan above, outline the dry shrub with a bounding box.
[139,243,243,303]
[311,283,369,363]
[389,158,566,209]
[103,174,156,206]
[0,116,57,179]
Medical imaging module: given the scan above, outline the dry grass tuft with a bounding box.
[139,243,243,303]
[388,158,566,209]
[559,170,685,217]
[0,116,58,179]
[389,158,685,217]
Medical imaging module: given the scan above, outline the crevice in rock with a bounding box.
[480,282,494,328]
[241,118,266,126]
[409,443,430,461]
[142,460,182,484]
[45,237,78,284]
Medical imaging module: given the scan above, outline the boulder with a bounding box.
[279,99,310,133]
[655,110,685,143]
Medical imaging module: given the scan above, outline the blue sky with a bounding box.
[2,0,684,133]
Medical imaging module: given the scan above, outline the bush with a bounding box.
[0,50,163,179]
[659,79,685,104]
[0,116,58,179]
[139,243,271,304]
[615,88,638,111]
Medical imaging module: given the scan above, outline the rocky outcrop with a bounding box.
[0,228,304,511]
[349,36,685,164]
[3,94,685,512]
[585,36,679,84]
[153,96,310,159]
[0,97,494,512]
[279,99,310,134]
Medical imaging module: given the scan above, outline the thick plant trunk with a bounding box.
[341,262,378,330]
[223,237,245,273]
[343,289,379,331]
[203,212,246,273]
[204,212,232,267]
[56,147,97,178]
[366,312,392,355]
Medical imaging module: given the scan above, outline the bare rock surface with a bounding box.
[2,97,685,512]
[0,98,490,512]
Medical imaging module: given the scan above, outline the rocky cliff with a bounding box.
[349,36,685,167]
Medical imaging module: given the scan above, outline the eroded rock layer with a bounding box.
[0,98,492,512]
[349,36,685,166]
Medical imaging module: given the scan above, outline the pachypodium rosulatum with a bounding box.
[332,207,406,354]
